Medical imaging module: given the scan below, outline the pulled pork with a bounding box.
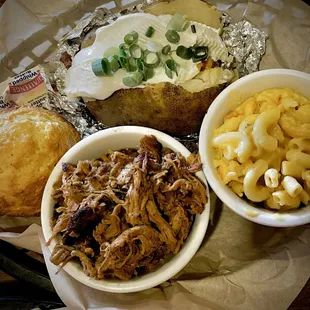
[49,135,207,280]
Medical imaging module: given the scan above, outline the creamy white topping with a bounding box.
[182,68,234,93]
[65,13,229,101]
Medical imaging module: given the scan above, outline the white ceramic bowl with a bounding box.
[199,69,310,227]
[42,126,210,293]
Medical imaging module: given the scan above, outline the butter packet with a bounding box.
[0,65,53,109]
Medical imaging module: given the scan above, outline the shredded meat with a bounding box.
[125,170,150,226]
[71,250,97,277]
[97,226,165,280]
[187,154,203,173]
[50,135,207,280]
[146,199,177,253]
[67,206,100,236]
[50,244,73,265]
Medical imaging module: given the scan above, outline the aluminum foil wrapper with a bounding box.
[48,1,267,146]
[221,14,268,77]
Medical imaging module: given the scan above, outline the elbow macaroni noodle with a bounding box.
[281,176,302,197]
[212,88,310,210]
[243,159,269,202]
[252,109,280,152]
[264,168,279,189]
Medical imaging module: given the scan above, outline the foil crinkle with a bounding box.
[47,2,267,141]
[222,15,268,76]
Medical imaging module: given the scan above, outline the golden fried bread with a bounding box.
[0,107,80,217]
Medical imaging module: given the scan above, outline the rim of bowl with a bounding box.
[42,126,210,293]
[199,69,310,227]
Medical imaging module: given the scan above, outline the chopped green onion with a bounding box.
[108,55,120,72]
[191,24,197,33]
[143,50,160,68]
[129,44,143,59]
[128,57,137,72]
[119,57,129,71]
[91,58,111,76]
[162,45,171,55]
[103,47,119,58]
[136,59,154,81]
[192,46,208,63]
[176,45,193,60]
[144,67,154,80]
[194,46,208,57]
[167,13,188,31]
[164,59,178,79]
[147,40,162,53]
[112,55,119,62]
[119,49,127,58]
[123,71,143,87]
[136,59,144,71]
[91,59,105,76]
[101,58,111,74]
[124,31,138,45]
[165,30,180,44]
[145,26,155,38]
[119,43,129,50]
[119,43,130,58]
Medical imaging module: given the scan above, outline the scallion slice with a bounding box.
[124,31,138,45]
[108,55,120,72]
[128,57,138,72]
[119,43,128,49]
[119,43,130,58]
[164,59,178,79]
[91,59,105,76]
[194,46,208,57]
[162,45,171,55]
[119,49,127,58]
[191,24,197,33]
[129,44,143,59]
[176,45,193,60]
[136,59,154,81]
[167,13,188,31]
[143,50,160,68]
[123,71,143,87]
[119,57,129,71]
[165,30,180,44]
[145,26,155,38]
[112,55,119,61]
[136,59,144,71]
[101,58,111,74]
[91,58,111,76]
[192,46,208,63]
[144,67,154,80]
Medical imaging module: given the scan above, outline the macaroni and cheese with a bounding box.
[212,88,310,210]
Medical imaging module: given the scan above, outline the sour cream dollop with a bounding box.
[65,13,229,101]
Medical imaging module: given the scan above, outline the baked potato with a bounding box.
[69,0,232,136]
[86,82,225,136]
[144,0,222,29]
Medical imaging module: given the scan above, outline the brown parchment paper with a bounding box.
[0,1,310,309]
[39,195,310,310]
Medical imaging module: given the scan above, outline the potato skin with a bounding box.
[86,82,225,136]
